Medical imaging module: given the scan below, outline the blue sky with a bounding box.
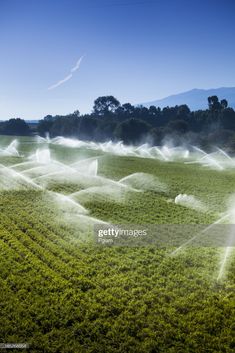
[0,0,235,119]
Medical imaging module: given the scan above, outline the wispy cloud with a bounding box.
[71,56,84,72]
[48,55,84,90]
[47,74,73,90]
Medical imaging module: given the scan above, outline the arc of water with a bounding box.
[32,168,77,181]
[196,154,224,170]
[31,160,79,180]
[171,213,230,256]
[20,164,62,175]
[216,218,235,281]
[191,146,208,156]
[0,164,43,190]
[9,161,36,169]
[217,246,234,281]
[49,191,88,214]
[69,176,139,198]
[70,156,100,167]
[199,152,217,161]
[216,148,234,162]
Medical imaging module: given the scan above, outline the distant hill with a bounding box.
[142,87,235,111]
[26,120,39,124]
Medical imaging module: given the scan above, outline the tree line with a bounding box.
[0,118,30,136]
[1,95,235,150]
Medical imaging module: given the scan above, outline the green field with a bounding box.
[0,136,235,352]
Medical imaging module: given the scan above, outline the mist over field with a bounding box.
[0,135,235,351]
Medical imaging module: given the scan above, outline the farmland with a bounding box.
[0,136,235,352]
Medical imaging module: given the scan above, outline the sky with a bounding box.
[0,0,235,120]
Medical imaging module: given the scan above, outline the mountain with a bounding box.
[142,87,235,111]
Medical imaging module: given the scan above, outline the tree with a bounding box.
[95,119,118,141]
[177,105,191,120]
[208,96,220,110]
[38,116,55,136]
[44,115,54,121]
[93,96,120,116]
[115,119,151,144]
[122,103,135,115]
[208,96,228,111]
[78,116,98,140]
[72,110,80,117]
[148,106,160,116]
[221,99,228,109]
[166,119,189,134]
[50,116,80,137]
[221,108,235,130]
[32,93,235,150]
[149,127,163,145]
[207,129,234,147]
[0,118,30,136]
